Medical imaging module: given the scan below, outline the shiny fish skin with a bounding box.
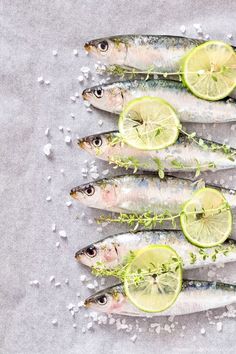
[84,35,203,72]
[82,79,236,123]
[84,280,236,317]
[78,131,236,172]
[70,174,236,215]
[75,230,236,269]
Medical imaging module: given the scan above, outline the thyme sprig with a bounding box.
[92,252,183,287]
[97,202,230,229]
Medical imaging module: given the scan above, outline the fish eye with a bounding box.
[96,295,107,305]
[97,40,108,52]
[93,88,103,98]
[85,245,97,258]
[92,136,102,147]
[84,185,95,196]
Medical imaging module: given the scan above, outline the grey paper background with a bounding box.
[1,0,236,353]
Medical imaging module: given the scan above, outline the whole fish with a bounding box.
[75,230,236,269]
[84,35,203,73]
[84,280,236,317]
[78,131,236,173]
[70,174,236,214]
[82,79,236,123]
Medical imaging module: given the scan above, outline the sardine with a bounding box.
[84,280,236,317]
[70,174,236,214]
[75,230,236,269]
[82,79,236,123]
[78,131,236,173]
[84,35,204,73]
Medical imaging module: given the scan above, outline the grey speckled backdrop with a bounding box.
[1,0,236,353]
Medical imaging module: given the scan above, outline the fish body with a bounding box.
[70,174,236,215]
[82,79,236,123]
[84,35,203,73]
[84,280,236,317]
[76,230,236,269]
[78,131,236,172]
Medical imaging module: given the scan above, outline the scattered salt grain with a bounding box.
[56,242,60,248]
[98,119,103,126]
[30,280,40,287]
[91,172,99,179]
[37,76,44,84]
[43,143,52,156]
[80,275,87,282]
[47,176,51,181]
[205,34,210,40]
[82,327,86,333]
[45,128,50,136]
[200,328,206,335]
[81,66,90,74]
[66,127,71,132]
[216,322,223,332]
[59,230,67,239]
[52,50,58,56]
[60,169,64,174]
[49,276,55,283]
[87,322,93,330]
[96,227,103,233]
[67,303,74,310]
[87,283,95,290]
[109,317,116,325]
[65,279,69,285]
[76,292,81,297]
[130,334,137,343]
[59,126,63,131]
[78,301,84,308]
[73,323,77,329]
[66,201,72,207]
[87,108,93,113]
[55,282,61,288]
[52,223,56,232]
[70,113,75,119]
[227,33,233,39]
[70,96,76,102]
[65,136,71,144]
[73,49,78,56]
[180,25,186,34]
[46,196,52,202]
[52,319,58,326]
[88,219,93,225]
[78,75,84,82]
[45,80,50,85]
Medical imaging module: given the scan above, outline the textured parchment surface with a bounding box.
[1,1,236,353]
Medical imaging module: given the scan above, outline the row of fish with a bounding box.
[75,35,236,317]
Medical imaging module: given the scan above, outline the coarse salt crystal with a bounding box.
[200,328,206,335]
[180,25,186,34]
[66,201,72,207]
[67,303,74,310]
[65,136,71,144]
[81,66,90,74]
[227,33,233,39]
[130,334,137,343]
[98,119,103,126]
[37,76,44,83]
[31,280,40,286]
[55,282,61,287]
[60,169,64,174]
[78,75,84,82]
[87,283,95,290]
[43,143,52,157]
[216,322,223,332]
[87,322,93,330]
[52,50,58,56]
[46,196,51,202]
[73,49,78,56]
[45,128,50,136]
[49,276,55,283]
[82,327,86,333]
[65,279,69,285]
[47,176,51,181]
[45,80,50,85]
[59,126,63,131]
[78,301,84,308]
[80,275,87,282]
[52,319,58,326]
[56,242,60,248]
[70,96,76,102]
[73,323,77,328]
[52,223,56,232]
[59,230,67,239]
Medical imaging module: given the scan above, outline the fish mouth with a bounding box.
[84,42,92,52]
[82,88,92,100]
[70,187,81,199]
[75,249,84,260]
[84,297,92,308]
[77,136,91,150]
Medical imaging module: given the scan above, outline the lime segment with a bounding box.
[182,41,236,101]
[124,245,182,313]
[180,187,232,248]
[118,97,180,150]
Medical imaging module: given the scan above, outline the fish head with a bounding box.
[77,132,115,158]
[84,37,127,64]
[75,238,120,268]
[84,285,125,313]
[70,178,118,209]
[82,83,124,112]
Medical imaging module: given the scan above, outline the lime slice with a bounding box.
[118,97,180,150]
[180,187,232,248]
[124,245,182,313]
[182,41,236,101]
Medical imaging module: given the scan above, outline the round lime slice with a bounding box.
[118,97,180,150]
[182,40,236,101]
[180,187,232,248]
[124,245,182,313]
